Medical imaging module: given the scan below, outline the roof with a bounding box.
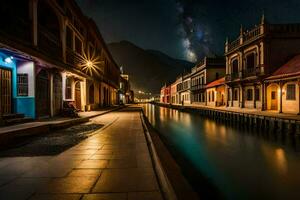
[206,77,225,88]
[267,55,300,80]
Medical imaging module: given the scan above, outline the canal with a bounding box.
[142,104,300,200]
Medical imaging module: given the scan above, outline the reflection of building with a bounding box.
[206,77,226,107]
[0,0,120,122]
[119,74,134,104]
[191,57,225,106]
[225,15,300,111]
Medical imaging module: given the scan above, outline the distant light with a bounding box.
[4,56,13,64]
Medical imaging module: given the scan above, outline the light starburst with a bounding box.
[77,49,105,77]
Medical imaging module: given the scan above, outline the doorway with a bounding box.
[0,68,12,115]
[75,82,81,110]
[36,69,50,118]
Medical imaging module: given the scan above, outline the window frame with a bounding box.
[17,73,29,97]
[286,84,296,100]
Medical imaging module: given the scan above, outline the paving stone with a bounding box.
[29,194,81,200]
[128,192,163,200]
[68,169,102,177]
[107,159,137,168]
[77,160,108,169]
[39,177,97,193]
[82,193,127,200]
[92,168,159,193]
[0,178,50,200]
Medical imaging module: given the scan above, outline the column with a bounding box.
[32,0,38,46]
[231,87,234,107]
[50,73,54,117]
[261,83,266,111]
[240,84,245,108]
[279,82,283,113]
[298,80,300,115]
[253,85,256,109]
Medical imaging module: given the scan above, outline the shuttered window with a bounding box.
[286,84,296,100]
[17,74,28,96]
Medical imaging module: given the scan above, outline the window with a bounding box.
[255,88,260,101]
[65,77,72,99]
[66,26,73,49]
[17,74,28,96]
[286,84,296,100]
[246,53,255,70]
[232,59,239,74]
[271,91,276,100]
[75,36,82,54]
[212,91,215,101]
[234,89,238,101]
[247,89,253,101]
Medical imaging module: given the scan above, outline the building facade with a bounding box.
[225,15,300,111]
[0,0,120,121]
[190,56,225,106]
[206,77,226,107]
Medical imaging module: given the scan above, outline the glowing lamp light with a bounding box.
[86,61,93,68]
[4,56,13,64]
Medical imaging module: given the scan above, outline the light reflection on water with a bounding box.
[143,104,300,200]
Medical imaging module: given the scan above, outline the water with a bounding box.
[142,104,300,200]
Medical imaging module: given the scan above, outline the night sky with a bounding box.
[76,0,300,62]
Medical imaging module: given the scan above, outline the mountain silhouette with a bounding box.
[108,41,194,97]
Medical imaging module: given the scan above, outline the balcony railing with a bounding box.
[226,66,264,82]
[191,84,205,91]
[38,25,62,60]
[66,48,83,67]
[225,72,239,82]
[228,38,240,52]
[227,25,263,52]
[244,26,261,42]
[242,66,264,78]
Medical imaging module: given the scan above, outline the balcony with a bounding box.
[242,66,264,78]
[191,84,205,91]
[38,26,62,60]
[227,25,263,52]
[66,48,82,67]
[225,72,239,82]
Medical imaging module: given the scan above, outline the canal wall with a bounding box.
[153,102,300,135]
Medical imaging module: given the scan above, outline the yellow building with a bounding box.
[265,55,300,114]
[206,77,226,107]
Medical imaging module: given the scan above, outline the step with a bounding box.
[2,113,25,120]
[4,117,34,126]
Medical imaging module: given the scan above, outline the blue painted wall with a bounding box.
[0,51,35,118]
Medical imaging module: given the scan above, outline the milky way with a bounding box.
[176,0,214,62]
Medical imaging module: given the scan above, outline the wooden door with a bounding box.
[271,90,278,110]
[53,73,62,116]
[36,69,50,118]
[0,68,12,115]
[75,82,81,110]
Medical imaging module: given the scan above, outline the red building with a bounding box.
[160,84,171,104]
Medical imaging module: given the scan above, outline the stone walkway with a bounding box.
[0,107,163,200]
[0,106,121,135]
